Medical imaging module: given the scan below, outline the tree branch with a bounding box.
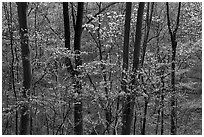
[173,2,181,36]
[84,2,117,27]
[166,2,173,39]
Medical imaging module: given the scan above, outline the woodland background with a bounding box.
[2,2,202,135]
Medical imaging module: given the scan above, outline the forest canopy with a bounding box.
[2,2,202,135]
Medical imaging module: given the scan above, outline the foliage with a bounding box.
[2,2,202,135]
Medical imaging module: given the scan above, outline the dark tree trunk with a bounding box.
[161,76,165,135]
[17,2,31,135]
[73,2,84,135]
[63,2,71,49]
[63,2,74,75]
[166,2,181,135]
[122,2,145,135]
[133,107,137,135]
[155,108,160,134]
[121,2,132,135]
[122,2,131,71]
[132,2,145,71]
[141,97,148,135]
[62,2,76,135]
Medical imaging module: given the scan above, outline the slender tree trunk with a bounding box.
[161,76,164,135]
[17,2,32,135]
[97,3,112,134]
[166,2,181,135]
[141,97,148,135]
[155,108,160,134]
[121,2,132,135]
[133,106,137,135]
[140,3,154,135]
[34,3,38,59]
[113,96,120,135]
[170,38,177,135]
[73,2,84,135]
[141,2,154,66]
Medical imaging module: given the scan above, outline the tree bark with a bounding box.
[133,2,145,71]
[141,96,148,135]
[122,2,145,135]
[62,2,76,135]
[63,2,74,75]
[166,2,181,135]
[73,2,84,135]
[17,2,32,135]
[63,2,71,50]
[121,2,132,135]
[161,76,164,135]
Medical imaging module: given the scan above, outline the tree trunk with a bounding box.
[141,97,148,135]
[155,108,160,134]
[122,2,145,135]
[97,3,112,134]
[121,2,132,135]
[140,3,154,135]
[141,2,154,67]
[133,107,137,135]
[17,2,32,135]
[161,76,164,135]
[62,2,75,135]
[73,2,84,135]
[63,2,71,49]
[132,2,145,71]
[122,2,131,71]
[166,2,181,135]
[63,2,74,76]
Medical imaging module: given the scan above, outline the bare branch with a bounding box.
[173,2,181,36]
